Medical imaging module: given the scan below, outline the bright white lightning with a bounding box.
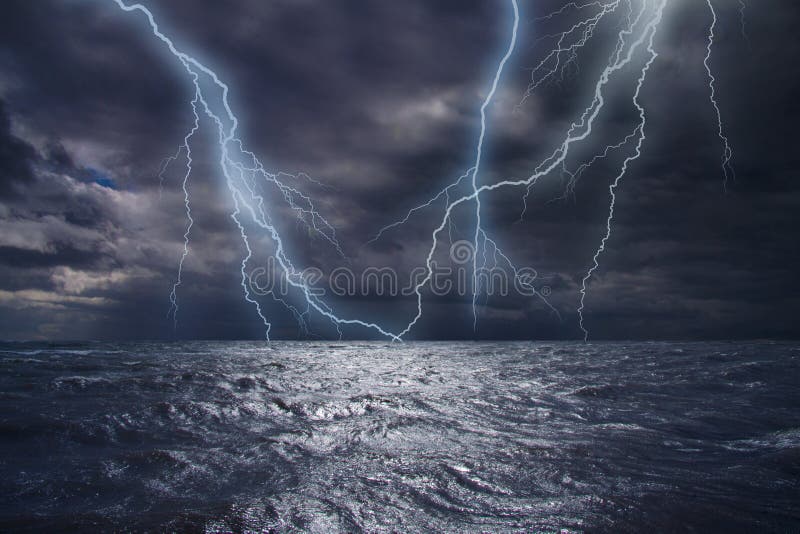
[704,0,735,192]
[578,1,665,341]
[166,92,200,329]
[111,0,401,341]
[517,0,623,220]
[113,0,737,342]
[520,0,620,106]
[394,0,668,340]
[470,0,520,330]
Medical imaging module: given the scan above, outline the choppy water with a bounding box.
[0,341,798,532]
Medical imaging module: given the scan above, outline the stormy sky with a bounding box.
[0,0,798,341]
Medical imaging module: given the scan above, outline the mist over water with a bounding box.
[0,341,798,531]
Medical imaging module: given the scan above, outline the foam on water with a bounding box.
[0,341,798,531]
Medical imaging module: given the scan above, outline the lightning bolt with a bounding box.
[366,167,475,246]
[517,0,622,220]
[166,92,200,330]
[704,0,735,192]
[111,0,737,342]
[469,0,520,330]
[387,0,665,339]
[738,0,750,44]
[111,0,402,341]
[577,1,664,341]
[368,0,524,334]
[479,229,562,320]
[520,0,621,106]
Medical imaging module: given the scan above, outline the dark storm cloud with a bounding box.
[0,0,798,340]
[0,100,37,197]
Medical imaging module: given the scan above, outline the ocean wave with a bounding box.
[0,340,798,531]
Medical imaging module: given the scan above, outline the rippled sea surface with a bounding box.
[1,341,798,532]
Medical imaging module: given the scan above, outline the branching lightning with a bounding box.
[704,0,735,192]
[469,0,520,330]
[578,2,664,341]
[385,0,670,340]
[112,0,400,341]
[167,93,200,330]
[111,0,738,341]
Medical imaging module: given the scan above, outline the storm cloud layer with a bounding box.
[0,0,797,340]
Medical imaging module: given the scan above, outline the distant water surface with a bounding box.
[0,341,798,532]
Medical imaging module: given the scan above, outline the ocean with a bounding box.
[0,341,798,532]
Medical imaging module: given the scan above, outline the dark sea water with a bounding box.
[0,341,798,532]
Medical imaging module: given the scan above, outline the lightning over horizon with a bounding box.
[109,0,739,342]
[110,0,406,341]
[704,0,736,192]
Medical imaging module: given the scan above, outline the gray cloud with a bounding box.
[0,0,797,340]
